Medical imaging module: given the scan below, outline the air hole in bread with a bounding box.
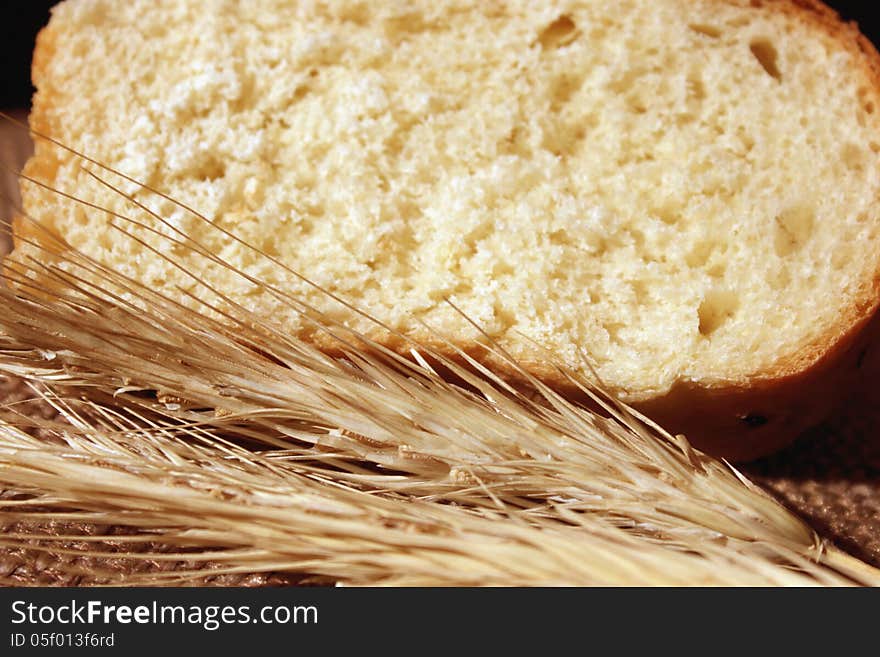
[549,73,583,107]
[654,204,681,225]
[685,240,715,267]
[548,229,568,246]
[689,24,722,39]
[608,67,645,94]
[687,74,706,102]
[194,157,226,182]
[538,15,578,49]
[549,126,588,156]
[773,205,815,257]
[749,38,781,81]
[707,263,726,278]
[258,237,281,258]
[339,2,369,26]
[631,279,649,304]
[698,289,739,336]
[292,84,311,103]
[625,91,648,114]
[841,142,865,171]
[768,265,791,290]
[73,206,89,227]
[385,11,432,41]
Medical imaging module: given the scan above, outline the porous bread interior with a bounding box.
[17,0,880,401]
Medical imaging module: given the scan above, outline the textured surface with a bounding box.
[744,388,880,568]
[16,0,880,402]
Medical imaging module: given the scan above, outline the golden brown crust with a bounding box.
[11,0,880,462]
[12,21,64,257]
[648,0,880,459]
[635,310,880,461]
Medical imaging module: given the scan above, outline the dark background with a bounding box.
[1,1,879,110]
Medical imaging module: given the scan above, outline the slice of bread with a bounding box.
[11,0,880,460]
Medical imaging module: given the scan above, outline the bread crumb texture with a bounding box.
[19,0,880,401]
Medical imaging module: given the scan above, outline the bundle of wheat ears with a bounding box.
[0,118,877,586]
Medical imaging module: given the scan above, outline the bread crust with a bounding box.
[11,20,64,257]
[12,0,880,461]
[646,0,880,459]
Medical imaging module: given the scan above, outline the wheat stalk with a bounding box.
[0,121,877,585]
[1,392,846,587]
